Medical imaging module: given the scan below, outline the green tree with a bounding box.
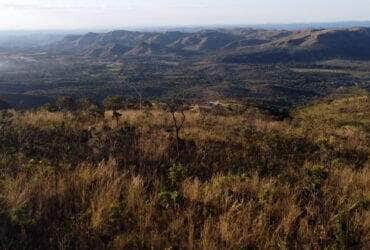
[77,98,104,120]
[103,96,125,111]
[54,96,78,112]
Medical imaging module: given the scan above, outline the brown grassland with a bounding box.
[0,92,369,249]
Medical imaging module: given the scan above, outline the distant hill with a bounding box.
[223,27,370,63]
[250,20,370,30]
[1,27,370,113]
[50,29,289,57]
[50,27,370,63]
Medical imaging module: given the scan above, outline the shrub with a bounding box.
[168,163,188,189]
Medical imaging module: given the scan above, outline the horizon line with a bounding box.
[1,19,370,32]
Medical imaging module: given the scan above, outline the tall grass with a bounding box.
[0,93,368,248]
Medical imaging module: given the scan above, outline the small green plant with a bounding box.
[168,163,188,188]
[158,191,182,208]
[306,164,328,190]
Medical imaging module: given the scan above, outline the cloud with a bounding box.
[0,1,134,12]
[167,2,210,9]
[0,0,229,13]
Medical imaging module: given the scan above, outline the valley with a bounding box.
[0,27,370,115]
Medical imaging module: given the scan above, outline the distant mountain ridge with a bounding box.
[223,27,370,63]
[50,27,370,62]
[52,29,249,57]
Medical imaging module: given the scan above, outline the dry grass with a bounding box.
[12,110,76,128]
[0,93,369,248]
[1,157,369,248]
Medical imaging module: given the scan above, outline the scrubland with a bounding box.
[0,93,369,249]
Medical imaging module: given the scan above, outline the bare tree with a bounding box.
[164,98,197,161]
[165,99,187,143]
[104,96,124,126]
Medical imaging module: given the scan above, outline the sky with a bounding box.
[0,0,369,30]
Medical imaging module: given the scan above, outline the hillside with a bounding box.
[223,28,370,63]
[51,28,292,57]
[51,28,370,62]
[0,93,368,248]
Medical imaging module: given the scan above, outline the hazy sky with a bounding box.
[0,0,369,30]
